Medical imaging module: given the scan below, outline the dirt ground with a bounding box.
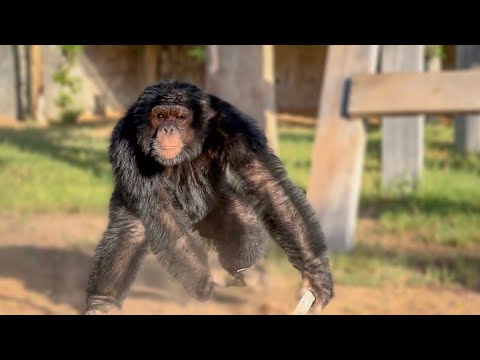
[0,213,479,315]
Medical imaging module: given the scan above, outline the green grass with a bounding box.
[276,122,480,290]
[0,123,113,214]
[330,244,480,289]
[278,123,480,249]
[278,125,314,191]
[1,120,479,291]
[361,123,480,248]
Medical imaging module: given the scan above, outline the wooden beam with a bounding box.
[306,45,379,252]
[380,45,425,190]
[348,69,480,117]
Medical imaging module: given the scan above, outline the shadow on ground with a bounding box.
[0,246,248,314]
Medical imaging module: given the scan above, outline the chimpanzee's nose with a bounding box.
[162,126,175,134]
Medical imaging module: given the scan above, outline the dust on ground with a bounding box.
[0,213,479,315]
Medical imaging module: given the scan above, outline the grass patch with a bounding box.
[361,123,480,248]
[0,123,113,214]
[278,124,314,191]
[275,121,480,290]
[330,244,480,290]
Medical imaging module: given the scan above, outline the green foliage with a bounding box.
[187,46,206,63]
[52,45,83,123]
[426,45,445,60]
[60,45,83,61]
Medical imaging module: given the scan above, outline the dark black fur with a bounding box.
[85,80,334,313]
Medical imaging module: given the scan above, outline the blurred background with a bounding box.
[0,45,478,315]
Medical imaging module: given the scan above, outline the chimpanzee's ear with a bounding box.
[199,100,217,121]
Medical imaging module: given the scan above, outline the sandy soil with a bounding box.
[0,213,479,315]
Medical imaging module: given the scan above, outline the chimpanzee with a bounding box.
[85,80,334,314]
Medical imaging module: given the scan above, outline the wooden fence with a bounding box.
[206,45,480,251]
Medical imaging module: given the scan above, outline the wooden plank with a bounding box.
[348,69,480,117]
[381,45,425,190]
[454,45,480,153]
[306,45,379,252]
[205,45,278,153]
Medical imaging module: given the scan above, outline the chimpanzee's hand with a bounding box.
[299,263,334,313]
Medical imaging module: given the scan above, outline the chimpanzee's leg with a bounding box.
[152,228,215,301]
[85,198,148,314]
[195,195,268,284]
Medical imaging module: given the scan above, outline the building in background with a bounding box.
[0,45,329,122]
[0,45,454,123]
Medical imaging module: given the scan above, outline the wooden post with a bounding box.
[13,45,30,120]
[455,45,480,153]
[139,45,158,89]
[0,46,18,119]
[381,45,425,190]
[306,45,379,252]
[205,45,278,153]
[28,45,46,125]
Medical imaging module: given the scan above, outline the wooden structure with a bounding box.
[380,45,424,190]
[349,69,480,116]
[306,45,379,252]
[454,45,480,153]
[1,45,328,127]
[205,45,278,153]
[203,45,480,252]
[29,45,46,124]
[307,45,480,251]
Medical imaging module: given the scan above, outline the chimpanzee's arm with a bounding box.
[224,141,334,309]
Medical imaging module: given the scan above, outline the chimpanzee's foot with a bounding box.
[85,295,122,315]
[225,266,257,287]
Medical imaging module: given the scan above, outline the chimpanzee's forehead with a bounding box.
[157,91,190,104]
[138,82,204,110]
